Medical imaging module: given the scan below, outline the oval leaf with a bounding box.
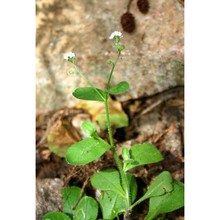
[73,87,106,101]
[108,81,129,94]
[145,171,173,197]
[132,171,173,207]
[74,196,98,220]
[91,169,125,197]
[42,212,71,220]
[124,142,163,171]
[99,191,126,219]
[62,186,84,215]
[81,121,97,137]
[145,181,184,220]
[66,137,111,165]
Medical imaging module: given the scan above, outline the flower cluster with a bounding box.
[64,31,125,73]
[109,31,123,39]
[64,52,76,63]
[109,31,125,52]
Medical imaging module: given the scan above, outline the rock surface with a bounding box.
[36,178,63,220]
[36,0,184,113]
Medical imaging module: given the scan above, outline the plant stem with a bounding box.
[104,96,131,219]
[106,51,121,90]
[105,51,131,219]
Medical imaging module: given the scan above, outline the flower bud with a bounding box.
[67,69,74,75]
[107,59,113,65]
[122,147,130,161]
[117,44,125,52]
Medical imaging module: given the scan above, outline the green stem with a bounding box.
[104,96,131,215]
[104,96,114,147]
[129,197,143,210]
[104,51,131,218]
[106,51,121,90]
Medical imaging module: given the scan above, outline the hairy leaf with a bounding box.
[62,186,84,215]
[99,191,126,219]
[74,196,98,220]
[145,171,173,197]
[108,81,129,94]
[73,87,106,101]
[145,181,184,220]
[124,142,163,171]
[94,173,137,219]
[132,171,173,207]
[66,137,111,165]
[42,212,71,220]
[91,169,125,198]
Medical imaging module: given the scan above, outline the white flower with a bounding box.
[109,31,123,39]
[64,52,76,60]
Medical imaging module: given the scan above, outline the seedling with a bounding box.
[42,31,184,220]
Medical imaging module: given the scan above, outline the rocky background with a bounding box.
[36,0,184,113]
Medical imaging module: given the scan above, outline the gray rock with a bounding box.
[36,0,184,113]
[36,178,63,220]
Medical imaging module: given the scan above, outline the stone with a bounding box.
[36,178,63,220]
[36,0,184,113]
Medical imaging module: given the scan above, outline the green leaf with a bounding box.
[145,180,184,220]
[96,173,137,219]
[81,121,97,137]
[122,147,130,161]
[73,87,106,101]
[145,171,173,197]
[74,196,98,220]
[91,169,125,198]
[132,171,173,207]
[127,173,137,202]
[62,186,85,215]
[48,145,70,158]
[42,212,71,220]
[99,191,126,219]
[66,137,111,165]
[108,81,129,95]
[122,147,135,171]
[97,113,128,130]
[124,142,163,171]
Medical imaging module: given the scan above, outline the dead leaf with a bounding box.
[75,98,129,130]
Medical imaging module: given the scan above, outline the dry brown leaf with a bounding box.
[47,118,81,157]
[74,98,128,129]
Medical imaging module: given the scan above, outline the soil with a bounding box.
[36,86,184,220]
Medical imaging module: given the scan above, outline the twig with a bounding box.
[140,99,163,116]
[72,176,90,210]
[127,0,133,12]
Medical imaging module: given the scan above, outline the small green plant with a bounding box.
[42,31,184,220]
